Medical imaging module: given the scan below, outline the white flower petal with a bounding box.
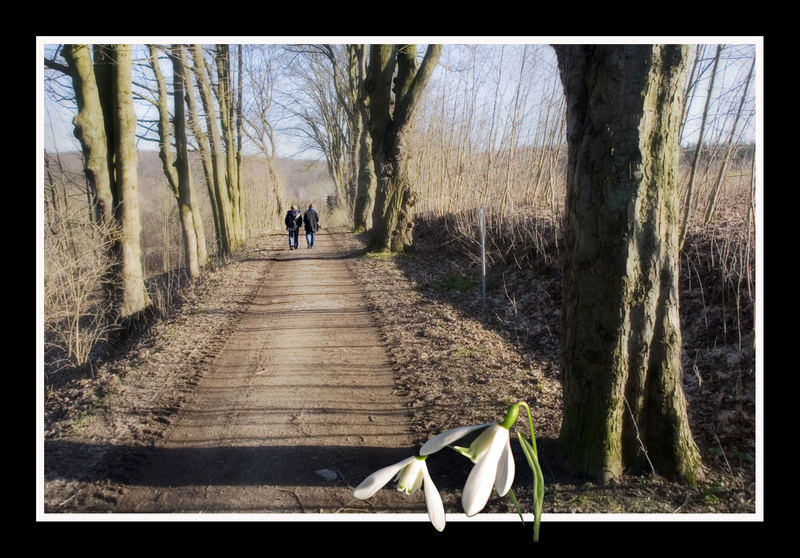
[397,459,425,494]
[461,425,508,516]
[466,422,503,463]
[353,456,417,499]
[493,436,515,497]
[419,422,494,455]
[422,464,446,532]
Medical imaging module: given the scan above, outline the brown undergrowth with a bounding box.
[42,216,756,517]
[342,211,756,515]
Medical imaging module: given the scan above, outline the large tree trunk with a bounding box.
[109,45,151,317]
[215,44,243,248]
[179,44,224,255]
[365,44,397,251]
[167,45,202,278]
[349,45,375,232]
[554,44,704,486]
[65,44,151,319]
[353,103,376,231]
[367,44,442,252]
[61,45,117,309]
[344,46,363,218]
[62,45,114,231]
[191,44,235,255]
[148,45,204,279]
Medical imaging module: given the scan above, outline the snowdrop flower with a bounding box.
[353,455,445,531]
[420,405,519,517]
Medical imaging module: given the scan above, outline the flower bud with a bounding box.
[500,403,520,429]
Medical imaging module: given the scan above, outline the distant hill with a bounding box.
[45,150,334,208]
[44,149,336,273]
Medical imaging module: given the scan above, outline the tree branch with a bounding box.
[44,57,70,75]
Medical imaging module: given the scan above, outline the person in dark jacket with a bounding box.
[285,205,302,250]
[303,203,320,248]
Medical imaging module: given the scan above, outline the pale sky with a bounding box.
[40,38,762,157]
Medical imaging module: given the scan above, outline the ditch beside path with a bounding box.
[115,229,426,514]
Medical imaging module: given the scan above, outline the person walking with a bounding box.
[285,204,302,250]
[303,203,320,248]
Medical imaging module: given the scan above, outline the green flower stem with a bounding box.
[517,401,538,457]
[507,487,524,525]
[514,401,543,543]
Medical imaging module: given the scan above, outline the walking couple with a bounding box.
[285,204,320,250]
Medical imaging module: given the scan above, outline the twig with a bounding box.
[502,273,518,316]
[279,488,307,512]
[623,396,655,475]
[672,492,691,513]
[55,489,80,507]
[713,433,734,479]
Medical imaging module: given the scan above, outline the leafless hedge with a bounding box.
[43,207,118,376]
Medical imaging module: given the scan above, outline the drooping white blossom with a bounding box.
[353,455,445,531]
[420,421,515,517]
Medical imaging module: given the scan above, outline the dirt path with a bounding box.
[115,230,426,514]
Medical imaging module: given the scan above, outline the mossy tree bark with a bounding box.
[214,45,244,248]
[367,44,442,253]
[169,44,206,278]
[61,44,117,308]
[554,44,705,486]
[61,45,114,232]
[178,44,224,255]
[350,44,377,232]
[353,103,376,232]
[191,44,235,255]
[329,43,370,226]
[147,45,206,279]
[109,45,151,317]
[62,44,151,319]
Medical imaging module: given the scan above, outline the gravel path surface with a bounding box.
[111,230,426,514]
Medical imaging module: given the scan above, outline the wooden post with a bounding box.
[479,207,486,302]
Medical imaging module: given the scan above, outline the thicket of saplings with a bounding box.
[410,141,755,353]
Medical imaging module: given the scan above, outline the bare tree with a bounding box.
[679,44,723,247]
[190,44,236,254]
[346,44,376,232]
[240,44,285,223]
[367,44,443,253]
[214,44,244,247]
[146,45,207,279]
[43,148,118,372]
[281,44,352,219]
[57,44,151,319]
[703,51,756,224]
[105,45,151,316]
[55,45,115,234]
[313,44,374,228]
[178,44,224,254]
[171,44,207,277]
